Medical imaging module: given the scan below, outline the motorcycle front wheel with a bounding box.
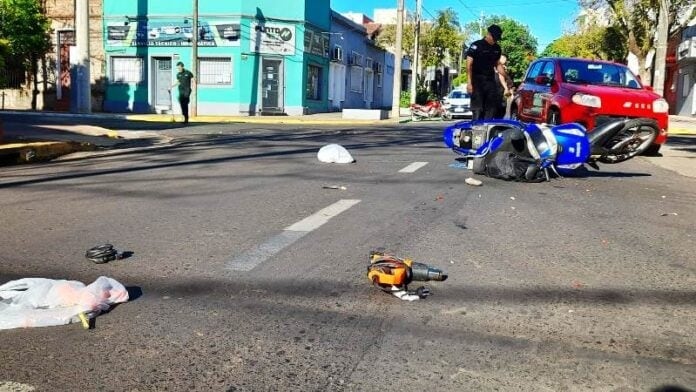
[597,118,658,164]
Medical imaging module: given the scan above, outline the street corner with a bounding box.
[0,141,96,165]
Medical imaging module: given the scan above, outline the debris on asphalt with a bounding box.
[465,177,482,186]
[449,162,469,170]
[0,276,129,330]
[85,244,131,264]
[571,280,585,289]
[510,196,516,200]
[317,144,355,164]
[367,251,448,301]
[660,212,678,216]
[435,195,445,201]
[661,195,667,199]
[322,185,347,190]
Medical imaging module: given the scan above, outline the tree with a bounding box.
[0,0,51,107]
[419,8,464,67]
[541,25,627,61]
[376,14,417,58]
[464,16,538,82]
[580,0,696,91]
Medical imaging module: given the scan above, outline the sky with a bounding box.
[330,0,581,51]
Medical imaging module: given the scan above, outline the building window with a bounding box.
[350,51,363,67]
[365,58,373,70]
[198,57,233,86]
[307,64,322,100]
[375,62,383,87]
[350,66,363,93]
[683,74,690,98]
[111,57,143,83]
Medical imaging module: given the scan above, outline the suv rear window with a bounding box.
[558,59,642,89]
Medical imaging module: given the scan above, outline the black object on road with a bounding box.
[85,244,120,264]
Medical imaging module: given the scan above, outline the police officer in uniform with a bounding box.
[466,24,505,120]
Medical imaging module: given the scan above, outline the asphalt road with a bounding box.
[1,121,695,391]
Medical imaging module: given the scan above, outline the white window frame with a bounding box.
[350,51,363,67]
[198,57,233,87]
[111,56,144,84]
[350,65,363,93]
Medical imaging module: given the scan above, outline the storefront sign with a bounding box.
[250,22,296,55]
[106,20,241,47]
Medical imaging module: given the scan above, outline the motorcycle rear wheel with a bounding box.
[597,118,658,164]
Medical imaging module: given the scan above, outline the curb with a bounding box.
[0,141,95,164]
[124,114,398,125]
[669,128,696,136]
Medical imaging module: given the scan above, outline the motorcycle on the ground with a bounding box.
[443,118,659,182]
[410,100,449,121]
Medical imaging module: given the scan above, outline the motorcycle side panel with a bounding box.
[551,123,591,166]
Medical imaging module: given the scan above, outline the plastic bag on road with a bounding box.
[0,276,129,330]
[317,144,355,164]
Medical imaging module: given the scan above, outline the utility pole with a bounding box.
[74,0,91,113]
[653,0,669,97]
[410,0,422,105]
[391,0,405,120]
[191,0,198,118]
[479,11,484,37]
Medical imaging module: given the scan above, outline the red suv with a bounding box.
[511,57,668,154]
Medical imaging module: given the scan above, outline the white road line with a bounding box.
[226,199,361,271]
[398,161,428,173]
[285,199,361,232]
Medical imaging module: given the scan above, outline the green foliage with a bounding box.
[0,38,8,86]
[0,0,51,66]
[377,17,417,57]
[579,0,696,82]
[541,25,627,62]
[399,86,431,106]
[377,8,466,69]
[400,90,411,108]
[463,16,538,82]
[420,8,465,67]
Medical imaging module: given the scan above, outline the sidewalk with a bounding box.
[667,114,696,135]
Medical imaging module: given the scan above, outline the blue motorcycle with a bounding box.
[443,118,659,181]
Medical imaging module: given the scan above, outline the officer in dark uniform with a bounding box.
[466,24,504,120]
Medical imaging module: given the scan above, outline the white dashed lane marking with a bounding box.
[226,199,361,271]
[398,161,429,173]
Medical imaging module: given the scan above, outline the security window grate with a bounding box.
[111,57,144,83]
[198,57,233,85]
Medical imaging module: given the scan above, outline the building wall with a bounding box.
[328,12,391,110]
[0,0,105,111]
[676,25,696,116]
[102,0,330,115]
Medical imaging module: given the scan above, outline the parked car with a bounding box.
[511,57,668,155]
[443,90,473,119]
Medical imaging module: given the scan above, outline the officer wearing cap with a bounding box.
[466,24,505,120]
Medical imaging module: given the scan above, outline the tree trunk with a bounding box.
[652,0,669,96]
[31,54,38,110]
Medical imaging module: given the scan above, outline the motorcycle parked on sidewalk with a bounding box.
[443,117,659,182]
[410,100,450,121]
